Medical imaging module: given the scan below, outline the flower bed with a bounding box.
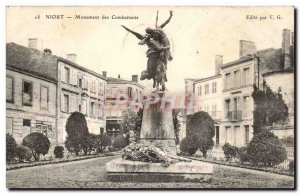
[189,156,294,177]
[6,152,117,171]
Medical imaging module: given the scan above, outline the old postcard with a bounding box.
[6,6,295,189]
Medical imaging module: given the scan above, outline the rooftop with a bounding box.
[107,77,145,89]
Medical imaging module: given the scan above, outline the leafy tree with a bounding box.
[22,132,50,161]
[54,146,64,158]
[98,134,112,152]
[6,134,17,162]
[172,110,182,145]
[119,108,143,142]
[87,133,100,153]
[247,130,287,166]
[113,134,128,149]
[65,112,89,156]
[186,111,215,158]
[15,145,33,162]
[252,81,289,134]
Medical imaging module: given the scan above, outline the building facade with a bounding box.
[6,42,58,147]
[105,74,144,138]
[184,29,294,149]
[57,57,107,145]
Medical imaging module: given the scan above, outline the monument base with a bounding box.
[106,158,214,182]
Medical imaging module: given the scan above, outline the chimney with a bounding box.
[239,40,257,57]
[118,74,121,79]
[67,54,77,63]
[28,38,38,49]
[102,71,107,78]
[215,55,223,75]
[282,29,291,70]
[132,75,138,82]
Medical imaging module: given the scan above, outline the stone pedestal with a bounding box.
[140,91,176,154]
[105,91,214,182]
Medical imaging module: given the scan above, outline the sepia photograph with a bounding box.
[5,6,295,189]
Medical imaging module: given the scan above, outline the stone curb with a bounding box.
[188,156,294,177]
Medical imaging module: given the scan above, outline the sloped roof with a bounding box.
[6,42,58,82]
[107,77,144,89]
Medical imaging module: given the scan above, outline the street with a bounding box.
[6,155,294,189]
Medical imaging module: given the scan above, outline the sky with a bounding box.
[6,6,294,94]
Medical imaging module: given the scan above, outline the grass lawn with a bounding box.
[6,155,294,189]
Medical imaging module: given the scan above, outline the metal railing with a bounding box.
[226,110,242,121]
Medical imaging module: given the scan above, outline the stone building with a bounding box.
[57,55,107,145]
[6,42,58,146]
[105,74,144,138]
[6,39,108,147]
[184,29,294,149]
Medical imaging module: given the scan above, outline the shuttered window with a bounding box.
[40,86,48,109]
[6,76,13,102]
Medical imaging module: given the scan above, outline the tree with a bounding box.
[87,133,100,153]
[247,130,287,166]
[6,134,17,162]
[119,108,143,142]
[15,145,33,162]
[113,134,128,149]
[186,111,215,158]
[252,81,289,134]
[22,132,50,161]
[172,110,182,145]
[65,112,89,156]
[98,134,112,152]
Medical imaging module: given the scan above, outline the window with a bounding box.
[70,95,78,113]
[204,84,209,95]
[215,126,220,146]
[91,80,96,93]
[23,119,31,127]
[225,99,230,118]
[234,70,240,87]
[64,67,70,83]
[225,73,231,89]
[40,86,48,109]
[245,125,250,145]
[23,81,33,106]
[225,126,231,144]
[243,68,250,85]
[197,85,202,96]
[212,104,217,117]
[6,76,13,103]
[98,104,103,118]
[212,82,217,93]
[61,94,69,112]
[78,74,83,88]
[81,99,87,115]
[243,96,250,117]
[128,87,132,98]
[90,102,95,116]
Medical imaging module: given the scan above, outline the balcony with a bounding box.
[226,110,242,121]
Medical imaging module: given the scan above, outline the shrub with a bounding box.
[22,132,50,161]
[15,145,33,162]
[6,134,17,162]
[238,147,248,163]
[186,111,215,157]
[180,137,197,155]
[99,134,112,152]
[280,136,294,146]
[222,143,238,161]
[54,146,64,158]
[113,134,128,149]
[289,160,294,171]
[247,130,287,166]
[65,112,89,156]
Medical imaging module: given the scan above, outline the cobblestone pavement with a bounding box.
[6,155,294,189]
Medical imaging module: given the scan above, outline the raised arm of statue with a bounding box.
[159,10,173,29]
[121,25,145,40]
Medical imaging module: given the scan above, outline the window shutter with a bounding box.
[61,93,64,112]
[70,95,77,112]
[61,65,65,82]
[73,69,77,86]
